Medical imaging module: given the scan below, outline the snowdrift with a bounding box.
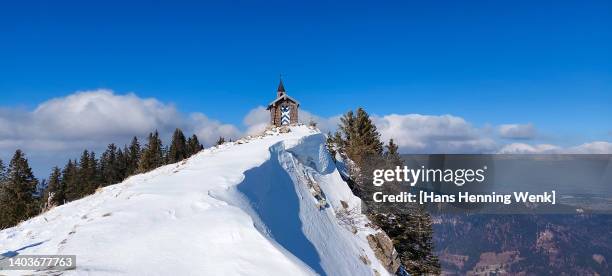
[0,126,391,276]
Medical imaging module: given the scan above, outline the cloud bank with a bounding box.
[498,123,536,139]
[374,114,497,153]
[1,89,609,176]
[498,141,612,154]
[0,90,242,175]
[0,90,241,152]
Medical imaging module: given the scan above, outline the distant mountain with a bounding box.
[433,214,611,275]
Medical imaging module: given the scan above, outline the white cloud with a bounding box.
[190,113,241,145]
[567,141,612,154]
[497,141,612,154]
[298,110,341,134]
[0,90,242,175]
[243,106,270,135]
[339,113,609,155]
[498,123,536,139]
[1,90,610,176]
[497,143,561,154]
[239,109,499,153]
[0,90,242,148]
[241,106,341,135]
[33,90,181,139]
[374,114,497,153]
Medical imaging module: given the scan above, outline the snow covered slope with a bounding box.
[0,126,391,276]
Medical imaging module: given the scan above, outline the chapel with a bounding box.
[267,78,299,126]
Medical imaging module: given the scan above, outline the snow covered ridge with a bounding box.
[0,125,393,276]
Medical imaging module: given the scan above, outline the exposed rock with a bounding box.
[367,232,400,274]
[592,254,605,265]
[467,251,522,275]
[439,251,469,270]
[359,254,371,265]
[279,126,291,133]
[340,200,349,209]
[536,229,558,255]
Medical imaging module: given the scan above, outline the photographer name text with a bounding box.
[372,190,557,205]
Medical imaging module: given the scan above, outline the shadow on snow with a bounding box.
[237,148,325,275]
[1,240,47,259]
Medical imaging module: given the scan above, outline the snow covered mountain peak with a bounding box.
[0,125,392,276]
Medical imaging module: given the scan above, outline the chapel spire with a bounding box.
[277,75,286,97]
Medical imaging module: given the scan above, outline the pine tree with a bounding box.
[353,107,384,155]
[73,150,99,197]
[44,167,63,207]
[325,132,337,160]
[126,137,141,176]
[77,150,95,196]
[0,158,5,217]
[77,151,88,196]
[62,160,79,201]
[336,107,440,275]
[325,131,344,161]
[215,136,226,146]
[186,134,203,157]
[116,147,128,180]
[100,143,122,185]
[338,108,384,166]
[168,128,188,163]
[0,150,39,229]
[89,151,99,186]
[339,110,355,149]
[384,139,402,166]
[162,145,170,165]
[0,158,6,183]
[138,130,164,172]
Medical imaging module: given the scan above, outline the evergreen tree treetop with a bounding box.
[129,136,141,158]
[101,143,122,185]
[215,136,226,146]
[6,150,38,188]
[45,166,64,207]
[127,136,141,176]
[168,128,188,163]
[0,150,39,229]
[385,139,402,167]
[138,130,164,172]
[338,107,384,164]
[62,159,80,202]
[0,158,6,183]
[187,134,203,156]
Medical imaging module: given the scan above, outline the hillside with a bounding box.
[434,214,612,275]
[0,126,392,276]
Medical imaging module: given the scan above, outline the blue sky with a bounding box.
[1,1,611,176]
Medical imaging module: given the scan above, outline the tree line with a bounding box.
[0,128,211,230]
[326,107,441,275]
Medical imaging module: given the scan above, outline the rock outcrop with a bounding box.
[367,232,401,274]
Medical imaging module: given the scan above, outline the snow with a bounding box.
[0,125,390,276]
